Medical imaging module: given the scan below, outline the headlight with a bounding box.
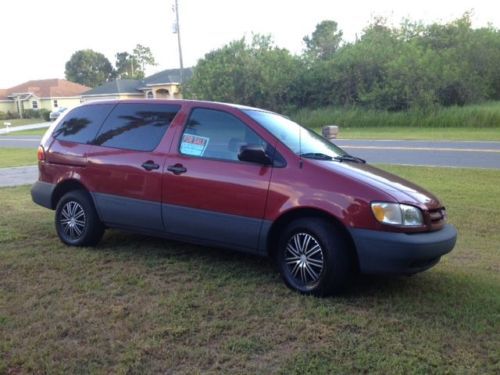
[371,202,423,227]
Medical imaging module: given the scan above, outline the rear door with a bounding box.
[85,102,180,232]
[162,106,274,252]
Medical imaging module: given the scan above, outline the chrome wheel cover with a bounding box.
[284,232,324,285]
[59,201,86,240]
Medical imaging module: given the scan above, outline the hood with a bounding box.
[314,160,442,209]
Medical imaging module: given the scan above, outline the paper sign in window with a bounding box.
[180,134,210,156]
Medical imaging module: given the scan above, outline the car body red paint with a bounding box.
[32,99,457,294]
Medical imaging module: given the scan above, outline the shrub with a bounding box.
[6,111,19,120]
[39,109,51,122]
[22,109,41,119]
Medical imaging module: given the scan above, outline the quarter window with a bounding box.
[53,104,115,144]
[180,108,267,161]
[93,103,180,151]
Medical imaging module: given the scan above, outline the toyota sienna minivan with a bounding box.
[31,100,457,296]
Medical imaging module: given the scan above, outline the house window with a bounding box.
[32,101,38,109]
[53,100,58,108]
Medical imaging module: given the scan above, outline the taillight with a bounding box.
[37,146,45,161]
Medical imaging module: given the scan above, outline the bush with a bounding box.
[39,109,51,122]
[6,111,19,120]
[0,111,6,120]
[22,109,41,119]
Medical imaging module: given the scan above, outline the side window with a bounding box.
[93,103,180,151]
[53,104,114,144]
[180,108,267,161]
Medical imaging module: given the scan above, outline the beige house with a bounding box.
[81,68,192,102]
[0,79,90,118]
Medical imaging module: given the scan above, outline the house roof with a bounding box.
[143,68,193,85]
[0,79,90,100]
[82,68,193,97]
[82,79,142,96]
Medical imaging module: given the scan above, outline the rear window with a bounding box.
[53,104,114,144]
[92,103,180,151]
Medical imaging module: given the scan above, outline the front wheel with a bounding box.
[55,190,104,246]
[277,218,353,296]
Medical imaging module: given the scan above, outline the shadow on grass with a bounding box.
[89,229,499,313]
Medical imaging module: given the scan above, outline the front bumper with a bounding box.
[349,224,457,275]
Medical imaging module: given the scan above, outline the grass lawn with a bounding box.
[334,126,500,141]
[1,119,42,127]
[0,128,48,136]
[0,148,37,168]
[0,167,499,373]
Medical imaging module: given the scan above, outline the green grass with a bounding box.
[291,101,500,131]
[334,126,500,140]
[0,148,37,167]
[1,118,43,127]
[1,128,48,136]
[0,167,499,373]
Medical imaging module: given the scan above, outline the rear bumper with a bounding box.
[349,224,457,275]
[31,181,55,209]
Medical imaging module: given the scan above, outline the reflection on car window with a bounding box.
[53,104,114,144]
[243,109,346,158]
[180,108,267,161]
[93,103,180,151]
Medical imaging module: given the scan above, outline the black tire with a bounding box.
[55,190,104,246]
[276,217,353,296]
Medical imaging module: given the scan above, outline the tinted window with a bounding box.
[53,104,114,144]
[93,103,180,151]
[180,108,267,161]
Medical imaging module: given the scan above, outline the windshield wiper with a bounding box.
[300,152,334,160]
[334,154,366,164]
[300,152,366,163]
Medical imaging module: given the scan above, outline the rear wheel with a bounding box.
[55,190,104,246]
[277,218,353,296]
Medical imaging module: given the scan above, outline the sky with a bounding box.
[1,0,500,88]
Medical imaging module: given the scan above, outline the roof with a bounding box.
[82,79,142,96]
[143,68,193,85]
[0,79,90,100]
[82,68,193,97]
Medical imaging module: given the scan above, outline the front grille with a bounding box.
[427,207,447,229]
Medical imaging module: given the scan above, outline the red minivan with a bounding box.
[31,100,457,296]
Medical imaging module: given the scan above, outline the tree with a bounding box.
[133,44,157,72]
[185,35,302,112]
[115,52,142,79]
[65,49,114,87]
[114,44,157,79]
[303,20,343,60]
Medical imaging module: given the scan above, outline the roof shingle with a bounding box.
[0,79,90,100]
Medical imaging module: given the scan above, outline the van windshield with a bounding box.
[243,109,347,159]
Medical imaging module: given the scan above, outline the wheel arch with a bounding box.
[51,179,92,209]
[266,208,359,271]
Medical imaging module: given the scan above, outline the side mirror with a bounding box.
[238,145,272,165]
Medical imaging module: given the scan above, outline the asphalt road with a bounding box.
[334,139,500,169]
[0,135,499,187]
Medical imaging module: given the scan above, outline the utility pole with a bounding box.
[173,0,184,84]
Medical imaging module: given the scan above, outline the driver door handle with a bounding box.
[167,164,187,175]
[142,161,160,171]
